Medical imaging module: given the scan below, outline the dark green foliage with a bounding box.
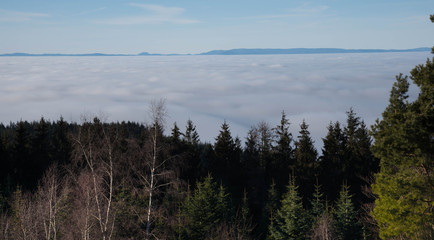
[0,104,382,239]
[51,117,72,166]
[171,122,182,143]
[213,121,242,201]
[184,119,199,145]
[372,58,434,239]
[320,121,346,203]
[333,184,362,240]
[268,178,310,240]
[310,183,325,222]
[182,174,231,239]
[320,110,378,207]
[294,120,317,205]
[271,111,294,193]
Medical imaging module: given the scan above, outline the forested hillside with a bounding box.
[1,53,433,239]
[0,102,378,239]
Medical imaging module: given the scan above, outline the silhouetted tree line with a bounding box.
[0,106,379,239]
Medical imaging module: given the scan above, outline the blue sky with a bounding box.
[0,0,433,53]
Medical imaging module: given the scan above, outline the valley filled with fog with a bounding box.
[0,52,430,147]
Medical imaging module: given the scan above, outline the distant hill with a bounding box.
[1,48,430,56]
[0,53,133,57]
[199,47,431,55]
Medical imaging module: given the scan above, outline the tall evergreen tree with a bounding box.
[171,122,181,144]
[31,117,51,184]
[12,121,32,190]
[344,109,378,207]
[294,120,317,204]
[213,121,236,183]
[268,177,309,240]
[271,111,294,192]
[184,119,199,145]
[333,184,362,240]
[264,179,280,235]
[183,174,230,239]
[372,56,433,239]
[320,121,346,203]
[310,183,325,222]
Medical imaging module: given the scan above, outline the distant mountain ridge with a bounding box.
[1,47,430,56]
[199,47,431,55]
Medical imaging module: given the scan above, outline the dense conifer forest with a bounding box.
[0,105,380,239]
[0,16,432,240]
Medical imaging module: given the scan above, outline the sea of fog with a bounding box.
[0,52,431,149]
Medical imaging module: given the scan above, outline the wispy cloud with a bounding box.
[234,3,329,21]
[291,3,329,14]
[75,7,106,16]
[95,3,198,25]
[0,9,49,22]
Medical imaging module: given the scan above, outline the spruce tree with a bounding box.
[171,122,181,143]
[294,120,317,204]
[184,119,199,145]
[272,111,294,192]
[320,121,346,203]
[213,121,237,185]
[268,177,309,240]
[372,59,434,239]
[183,174,230,239]
[310,183,325,222]
[333,184,362,240]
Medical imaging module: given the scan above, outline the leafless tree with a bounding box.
[10,188,38,240]
[72,115,117,240]
[34,165,69,240]
[0,211,11,240]
[311,213,335,240]
[130,99,176,239]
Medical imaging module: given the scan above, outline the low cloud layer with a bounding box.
[0,52,430,149]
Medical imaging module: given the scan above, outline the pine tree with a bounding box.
[184,119,199,145]
[13,121,32,190]
[183,174,230,239]
[272,111,294,192]
[268,177,309,240]
[265,180,280,224]
[310,183,334,240]
[320,121,346,203]
[310,183,325,221]
[171,122,181,143]
[372,58,434,239]
[213,121,236,183]
[333,184,362,240]
[31,117,51,185]
[294,120,318,204]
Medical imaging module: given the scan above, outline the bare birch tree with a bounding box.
[137,99,174,239]
[72,115,117,240]
[35,165,69,240]
[10,188,38,240]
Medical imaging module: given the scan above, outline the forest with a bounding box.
[0,23,433,240]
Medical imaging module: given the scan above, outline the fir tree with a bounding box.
[213,121,237,184]
[268,177,309,240]
[184,119,199,145]
[171,122,181,143]
[183,174,230,239]
[372,58,434,239]
[320,121,346,203]
[294,120,317,204]
[271,111,294,192]
[333,184,362,240]
[310,183,325,221]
